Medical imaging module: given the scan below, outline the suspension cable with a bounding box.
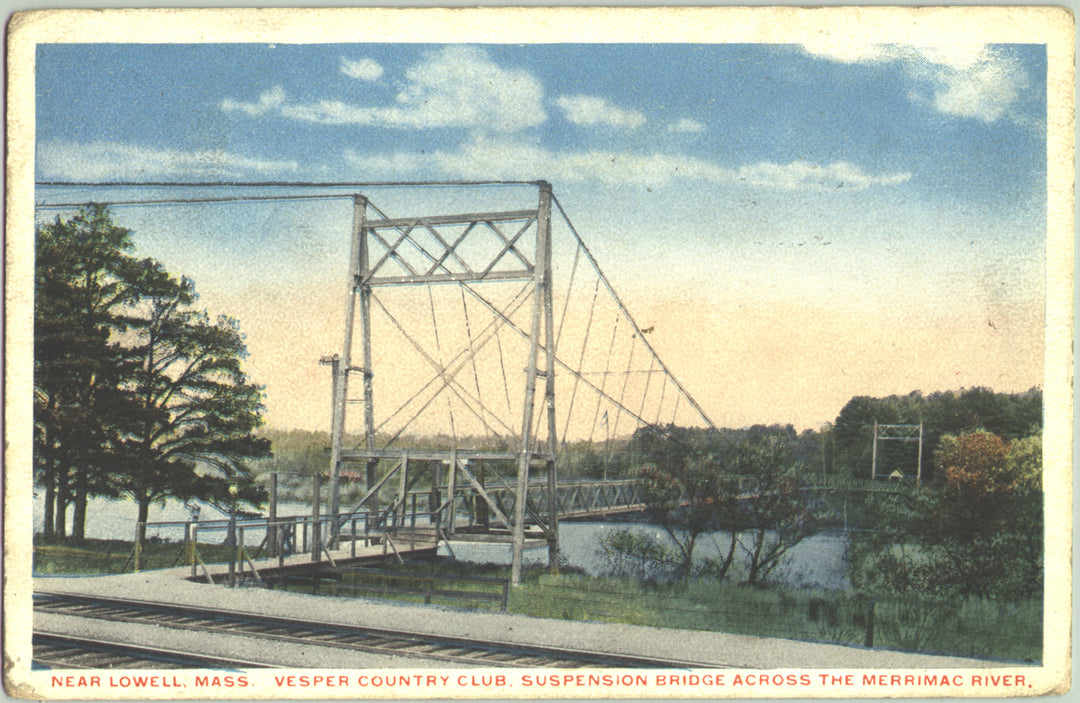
[428,287,457,442]
[610,339,637,441]
[654,376,669,426]
[36,178,544,189]
[588,315,621,450]
[34,193,351,210]
[554,244,582,351]
[637,355,656,422]
[558,275,602,466]
[374,282,532,438]
[460,287,488,440]
[372,294,517,444]
[552,194,718,430]
[495,327,514,419]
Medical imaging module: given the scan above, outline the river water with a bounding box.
[33,494,849,590]
[441,522,850,590]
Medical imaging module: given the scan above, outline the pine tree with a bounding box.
[34,205,139,540]
[114,261,270,545]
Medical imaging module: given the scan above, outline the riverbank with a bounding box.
[33,535,1041,664]
[32,564,1000,672]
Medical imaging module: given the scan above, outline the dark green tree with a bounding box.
[114,262,270,544]
[719,426,817,584]
[639,453,734,577]
[830,388,1042,481]
[34,205,142,540]
[847,430,1042,602]
[917,430,1042,599]
[34,205,271,547]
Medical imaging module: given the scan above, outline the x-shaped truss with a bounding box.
[875,423,923,441]
[364,210,539,286]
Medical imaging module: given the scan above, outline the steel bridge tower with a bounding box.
[326,183,558,585]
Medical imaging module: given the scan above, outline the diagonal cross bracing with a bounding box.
[363,210,538,285]
[370,292,518,441]
[456,282,663,432]
[372,281,534,443]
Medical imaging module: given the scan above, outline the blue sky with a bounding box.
[34,42,1048,432]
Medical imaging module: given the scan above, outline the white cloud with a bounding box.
[340,57,383,81]
[556,95,646,129]
[669,118,706,134]
[799,42,909,65]
[345,137,910,192]
[927,49,1030,123]
[735,160,911,191]
[222,46,545,133]
[221,85,287,117]
[395,46,545,132]
[37,139,299,180]
[798,43,1031,124]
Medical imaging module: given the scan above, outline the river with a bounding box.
[33,494,849,590]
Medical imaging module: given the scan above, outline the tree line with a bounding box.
[601,387,1042,601]
[34,206,269,542]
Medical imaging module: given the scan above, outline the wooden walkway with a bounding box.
[189,527,439,587]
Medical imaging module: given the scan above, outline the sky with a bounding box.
[34,42,1048,435]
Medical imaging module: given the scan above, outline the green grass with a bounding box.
[511,573,1041,663]
[33,539,1040,663]
[34,537,248,575]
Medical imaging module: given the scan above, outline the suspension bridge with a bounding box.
[37,180,720,585]
[320,181,721,584]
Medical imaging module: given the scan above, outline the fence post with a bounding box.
[864,600,876,648]
[133,523,144,573]
[501,579,510,612]
[446,450,457,535]
[190,523,198,579]
[228,531,237,588]
[269,472,279,557]
[351,519,357,558]
[237,527,245,584]
[184,522,193,572]
[430,477,440,530]
[312,472,322,562]
[278,521,286,568]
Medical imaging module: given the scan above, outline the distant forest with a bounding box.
[255,386,1042,484]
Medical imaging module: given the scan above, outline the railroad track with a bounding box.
[33,632,276,670]
[35,592,715,669]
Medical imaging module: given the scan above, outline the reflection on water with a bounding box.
[440,522,850,590]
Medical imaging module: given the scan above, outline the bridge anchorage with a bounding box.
[320,182,716,585]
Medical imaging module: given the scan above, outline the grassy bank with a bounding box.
[34,537,241,575]
[272,558,1040,663]
[513,573,1041,663]
[33,539,1040,663]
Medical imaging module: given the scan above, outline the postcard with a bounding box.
[4,6,1073,699]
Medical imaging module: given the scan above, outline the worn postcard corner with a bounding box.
[4,5,1074,701]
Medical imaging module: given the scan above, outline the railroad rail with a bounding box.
[34,592,718,669]
[33,632,275,670]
